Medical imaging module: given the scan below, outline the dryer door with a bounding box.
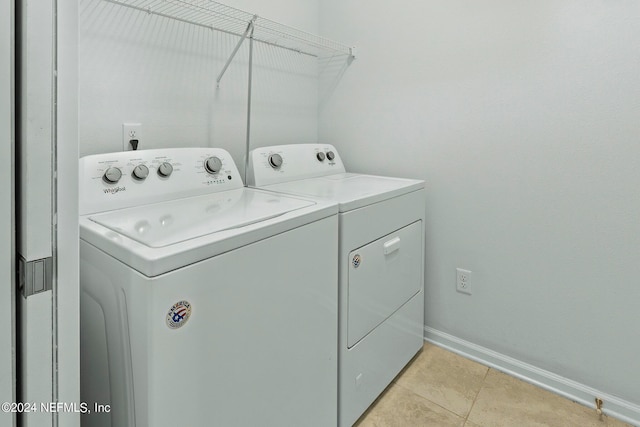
[347,221,422,348]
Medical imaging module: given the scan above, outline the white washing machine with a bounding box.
[79,148,339,427]
[247,144,426,426]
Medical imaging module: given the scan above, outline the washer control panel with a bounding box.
[247,144,346,186]
[80,148,243,215]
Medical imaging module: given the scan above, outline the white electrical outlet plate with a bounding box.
[456,268,472,295]
[122,123,142,151]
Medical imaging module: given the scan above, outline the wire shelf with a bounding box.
[104,0,354,58]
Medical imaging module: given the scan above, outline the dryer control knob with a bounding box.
[103,167,122,184]
[204,156,223,174]
[268,154,283,169]
[157,162,173,177]
[326,151,335,161]
[316,152,326,161]
[132,164,149,180]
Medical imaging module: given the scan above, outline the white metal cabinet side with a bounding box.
[0,0,16,426]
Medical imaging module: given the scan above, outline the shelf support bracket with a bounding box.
[216,15,257,87]
[243,24,255,185]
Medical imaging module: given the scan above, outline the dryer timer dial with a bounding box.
[204,156,223,174]
[268,154,283,169]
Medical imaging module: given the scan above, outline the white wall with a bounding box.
[319,0,640,416]
[79,0,320,177]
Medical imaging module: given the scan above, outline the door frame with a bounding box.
[14,0,79,425]
[55,1,80,425]
[0,0,16,424]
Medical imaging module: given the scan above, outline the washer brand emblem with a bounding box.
[166,301,192,329]
[352,254,362,268]
[103,186,126,194]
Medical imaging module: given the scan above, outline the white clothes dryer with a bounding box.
[247,144,426,427]
[79,148,338,427]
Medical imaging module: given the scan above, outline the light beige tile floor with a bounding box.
[355,342,634,427]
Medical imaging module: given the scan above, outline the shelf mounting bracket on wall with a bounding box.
[216,15,257,88]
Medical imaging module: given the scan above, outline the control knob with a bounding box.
[157,162,173,177]
[316,152,326,161]
[204,156,223,174]
[268,154,283,169]
[132,164,149,180]
[103,167,122,184]
[326,151,335,161]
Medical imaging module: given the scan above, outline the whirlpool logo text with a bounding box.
[103,186,126,194]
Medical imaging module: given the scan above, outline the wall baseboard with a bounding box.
[424,326,639,427]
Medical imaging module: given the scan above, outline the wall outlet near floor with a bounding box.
[122,123,142,151]
[456,268,472,295]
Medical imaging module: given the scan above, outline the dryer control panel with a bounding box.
[79,148,243,215]
[247,144,347,187]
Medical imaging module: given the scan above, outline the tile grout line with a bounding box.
[464,366,491,425]
[392,381,470,424]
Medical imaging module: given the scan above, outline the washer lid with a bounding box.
[262,173,424,212]
[87,188,315,248]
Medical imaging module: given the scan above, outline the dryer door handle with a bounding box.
[383,237,401,255]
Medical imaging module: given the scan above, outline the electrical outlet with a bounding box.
[456,268,472,295]
[122,123,142,151]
